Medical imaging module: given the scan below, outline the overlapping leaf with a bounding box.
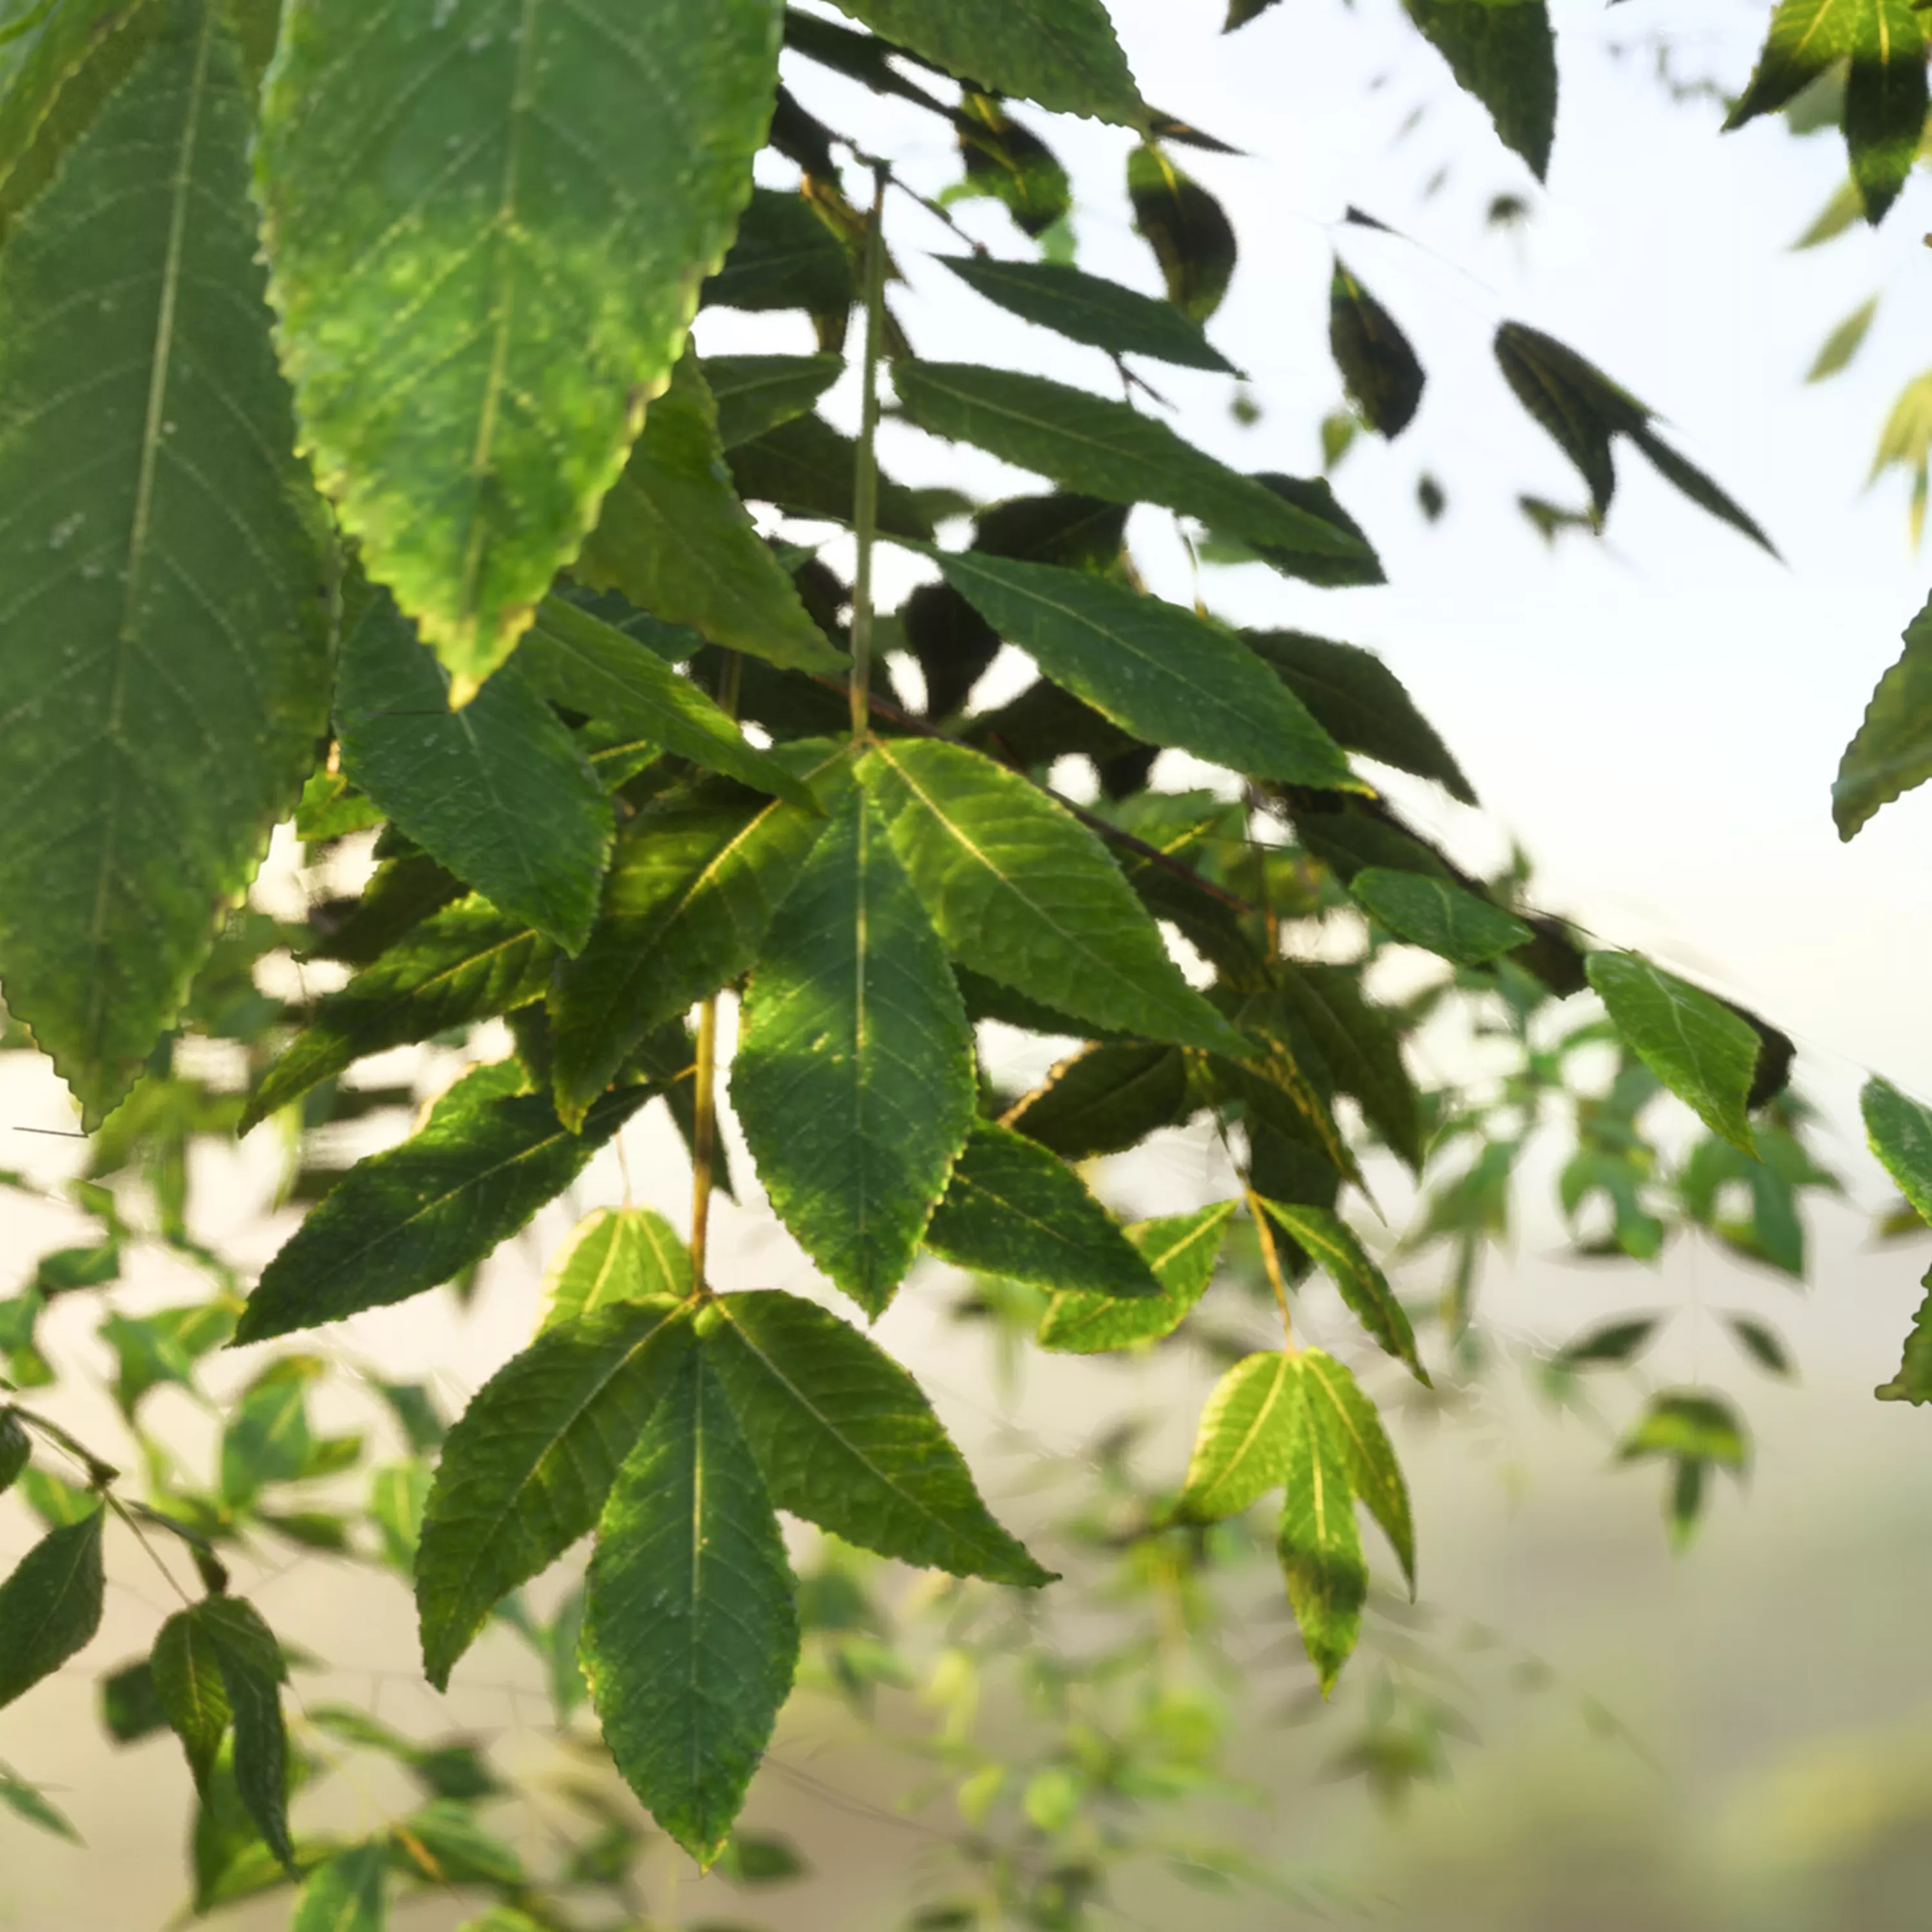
[705,189,855,315]
[292,1843,386,1932]
[1274,965,1422,1172]
[256,0,784,694]
[1349,869,1530,967]
[1276,1366,1367,1693]
[703,354,844,448]
[0,1,330,1125]
[1258,1200,1428,1383]
[1299,1350,1413,1591]
[1179,1352,1298,1520]
[1005,1044,1192,1162]
[540,1208,692,1330]
[1127,142,1235,322]
[734,791,977,1316]
[1037,1202,1234,1354]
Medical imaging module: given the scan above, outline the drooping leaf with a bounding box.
[520,596,820,806]
[334,583,611,953]
[1127,142,1236,322]
[539,1209,692,1331]
[236,1064,651,1345]
[1179,1352,1298,1520]
[1349,869,1531,967]
[975,491,1132,570]
[827,0,1143,123]
[1329,261,1425,437]
[256,0,784,695]
[708,1291,1050,1584]
[934,254,1236,374]
[931,551,1361,789]
[1298,1350,1413,1592]
[573,353,844,676]
[1258,1200,1428,1384]
[1863,1075,1932,1227]
[1835,591,1932,837]
[923,1121,1164,1300]
[728,410,935,538]
[292,1841,386,1932]
[1586,952,1759,1154]
[734,791,977,1317]
[1276,1364,1367,1694]
[0,1,330,1126]
[1242,632,1475,803]
[196,1598,292,1874]
[1618,1389,1750,1470]
[1005,1044,1193,1161]
[1406,0,1557,180]
[1876,1267,1932,1403]
[705,189,855,316]
[0,1506,104,1711]
[417,1298,692,1689]
[1037,1202,1235,1354]
[1274,965,1423,1171]
[153,1607,232,1795]
[245,899,552,1131]
[703,354,844,448]
[895,361,1376,575]
[858,739,1247,1054]
[549,773,834,1128]
[582,1344,799,1866]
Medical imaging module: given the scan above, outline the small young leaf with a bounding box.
[0,1770,79,1842]
[582,1345,799,1866]
[895,361,1376,576]
[0,1506,104,1711]
[1587,952,1759,1154]
[708,1291,1050,1584]
[395,1800,524,1886]
[1555,1316,1663,1370]
[934,254,1236,374]
[1299,1350,1413,1592]
[1180,1352,1300,1520]
[1037,1202,1235,1354]
[416,1300,692,1689]
[0,1410,26,1493]
[1726,1314,1794,1379]
[1835,591,1932,838]
[1806,295,1879,382]
[1876,1267,1932,1403]
[1349,869,1531,967]
[573,353,845,677]
[1406,0,1556,180]
[236,1065,651,1345]
[1863,1075,1932,1227]
[1127,142,1236,322]
[1618,1390,1750,1470]
[540,1209,692,1331]
[858,739,1247,1055]
[931,551,1361,790]
[1257,1200,1428,1385]
[1005,1044,1193,1162]
[735,791,977,1316]
[1277,1366,1367,1694]
[703,354,844,448]
[292,1841,386,1932]
[335,583,612,953]
[923,1121,1164,1301]
[1329,261,1425,438]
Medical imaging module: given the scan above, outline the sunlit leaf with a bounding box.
[1257,1200,1428,1384]
[1037,1202,1235,1354]
[1349,869,1530,967]
[1276,1365,1366,1693]
[1180,1352,1299,1520]
[539,1209,692,1331]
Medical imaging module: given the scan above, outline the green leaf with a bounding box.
[1349,869,1530,966]
[292,1842,386,1932]
[934,254,1236,374]
[1127,142,1235,323]
[1876,1267,1932,1402]
[930,551,1361,790]
[1242,632,1475,802]
[734,791,977,1316]
[416,1299,691,1688]
[1179,1352,1299,1520]
[220,1365,314,1506]
[1258,1200,1428,1384]
[103,1302,233,1417]
[539,1209,692,1331]
[153,1608,231,1795]
[1618,1390,1750,1470]
[1835,591,1932,837]
[1555,1315,1663,1369]
[521,596,820,806]
[923,1120,1166,1299]
[1037,1202,1235,1354]
[0,1505,103,1710]
[0,1770,79,1842]
[703,354,844,448]
[1299,1349,1413,1592]
[1005,1044,1193,1162]
[194,1598,292,1873]
[573,352,845,677]
[1329,261,1425,437]
[1726,1314,1794,1379]
[708,1290,1050,1584]
[0,1,330,1126]
[236,1064,651,1345]
[1406,0,1556,180]
[582,1344,799,1866]
[895,361,1378,577]
[1806,294,1879,381]
[549,774,833,1128]
[858,739,1247,1054]
[956,91,1072,238]
[1586,952,1759,1154]
[828,0,1142,123]
[705,189,855,316]
[394,1800,523,1887]
[0,1410,26,1493]
[1276,1364,1367,1694]
[1274,965,1423,1172]
[1226,0,1282,25]
[1863,1074,1932,1227]
[245,899,553,1131]
[728,410,934,538]
[335,582,611,953]
[256,0,784,696]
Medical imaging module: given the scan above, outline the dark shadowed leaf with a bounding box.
[1275,965,1423,1171]
[729,410,936,538]
[1555,1315,1663,1369]
[1726,1314,1794,1379]
[956,91,1071,237]
[703,354,845,448]
[706,189,855,316]
[1329,261,1425,437]
[1406,0,1556,179]
[1005,1044,1193,1160]
[1128,142,1236,321]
